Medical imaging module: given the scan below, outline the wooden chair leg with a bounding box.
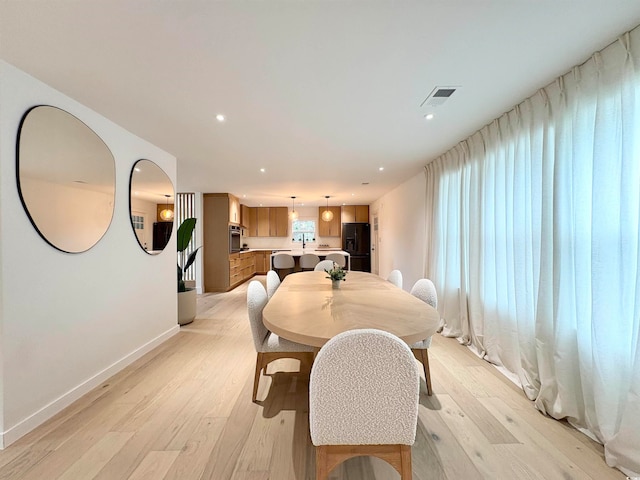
[253,352,314,402]
[421,349,432,396]
[412,348,433,396]
[315,444,412,479]
[400,444,412,480]
[252,352,264,403]
[316,445,329,480]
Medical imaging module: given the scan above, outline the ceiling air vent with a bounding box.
[420,86,459,108]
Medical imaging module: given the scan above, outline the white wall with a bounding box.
[370,170,426,291]
[0,60,179,446]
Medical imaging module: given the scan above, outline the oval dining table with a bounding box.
[262,270,440,348]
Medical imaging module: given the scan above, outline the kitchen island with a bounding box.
[269,249,351,271]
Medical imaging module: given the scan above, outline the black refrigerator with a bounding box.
[153,222,173,251]
[342,223,371,272]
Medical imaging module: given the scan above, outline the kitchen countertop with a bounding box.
[269,249,351,270]
[238,248,345,255]
[272,249,349,256]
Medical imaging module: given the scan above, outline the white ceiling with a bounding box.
[2,1,640,207]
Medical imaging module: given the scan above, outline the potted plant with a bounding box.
[325,262,347,289]
[177,218,200,325]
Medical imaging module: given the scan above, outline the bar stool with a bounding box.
[314,259,335,271]
[300,253,320,271]
[273,253,295,280]
[325,253,346,268]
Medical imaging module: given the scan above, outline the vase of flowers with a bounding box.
[325,262,347,289]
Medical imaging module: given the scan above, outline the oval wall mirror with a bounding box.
[17,105,116,253]
[129,159,175,254]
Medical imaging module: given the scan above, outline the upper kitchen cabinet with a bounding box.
[317,206,342,237]
[270,207,288,237]
[229,194,241,225]
[256,207,270,236]
[341,205,369,223]
[240,204,251,230]
[245,205,258,235]
[246,206,288,237]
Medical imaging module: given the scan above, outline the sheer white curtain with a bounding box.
[425,30,640,477]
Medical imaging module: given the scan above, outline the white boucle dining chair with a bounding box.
[299,253,320,271]
[247,281,315,402]
[309,329,420,480]
[266,270,281,299]
[409,278,438,396]
[314,259,335,272]
[325,253,346,268]
[387,269,403,289]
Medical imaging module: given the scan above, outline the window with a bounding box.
[292,219,316,243]
[132,215,144,230]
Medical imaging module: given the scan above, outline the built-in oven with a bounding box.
[229,225,241,253]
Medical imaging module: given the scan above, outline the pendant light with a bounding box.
[289,196,299,221]
[321,195,334,222]
[159,194,174,221]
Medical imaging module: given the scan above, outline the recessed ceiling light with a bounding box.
[352,193,355,196]
[260,168,266,173]
[425,113,434,120]
[216,114,225,122]
[259,203,263,206]
[378,167,384,171]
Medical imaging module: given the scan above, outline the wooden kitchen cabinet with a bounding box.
[204,193,257,292]
[246,207,258,236]
[317,206,342,237]
[203,193,232,292]
[250,207,289,237]
[228,253,242,286]
[239,252,256,283]
[229,194,241,225]
[229,252,256,288]
[271,207,289,237]
[254,251,270,274]
[240,204,250,229]
[257,208,270,236]
[341,205,369,223]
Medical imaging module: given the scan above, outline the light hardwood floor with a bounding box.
[0,277,626,480]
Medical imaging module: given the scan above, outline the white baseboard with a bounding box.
[0,325,180,448]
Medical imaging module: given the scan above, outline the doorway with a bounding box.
[372,213,379,275]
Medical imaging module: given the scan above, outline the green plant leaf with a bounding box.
[177,265,185,292]
[177,218,197,252]
[183,247,201,273]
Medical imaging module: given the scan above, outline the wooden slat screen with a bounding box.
[176,193,196,281]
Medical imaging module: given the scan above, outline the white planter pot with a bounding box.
[178,289,197,326]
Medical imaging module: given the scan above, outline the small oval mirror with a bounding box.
[129,159,174,254]
[17,106,116,253]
